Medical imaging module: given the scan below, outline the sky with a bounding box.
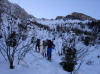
[8,0,100,19]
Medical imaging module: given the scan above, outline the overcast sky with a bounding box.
[8,0,100,19]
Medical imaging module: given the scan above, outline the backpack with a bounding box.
[48,40,53,48]
[36,39,40,45]
[43,41,46,46]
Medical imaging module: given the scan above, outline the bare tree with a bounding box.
[0,21,34,69]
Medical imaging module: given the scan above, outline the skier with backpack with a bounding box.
[42,40,47,57]
[35,39,40,52]
[45,40,55,61]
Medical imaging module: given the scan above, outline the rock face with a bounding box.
[66,12,96,20]
[56,12,96,21]
[55,16,64,20]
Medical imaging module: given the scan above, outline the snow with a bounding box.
[75,44,100,74]
[0,50,68,74]
[0,9,100,74]
[1,44,100,74]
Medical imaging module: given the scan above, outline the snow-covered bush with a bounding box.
[60,47,77,72]
[60,33,77,72]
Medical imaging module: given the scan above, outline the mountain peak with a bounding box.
[56,12,96,21]
[66,12,96,21]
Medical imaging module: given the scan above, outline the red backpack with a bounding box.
[48,40,53,48]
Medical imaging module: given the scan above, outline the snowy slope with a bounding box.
[78,45,100,74]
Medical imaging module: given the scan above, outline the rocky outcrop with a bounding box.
[56,12,96,21]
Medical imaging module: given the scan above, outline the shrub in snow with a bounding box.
[97,55,100,59]
[21,34,27,41]
[88,20,100,33]
[0,17,2,23]
[18,24,27,31]
[86,60,94,65]
[0,34,2,39]
[31,37,35,43]
[71,28,83,35]
[6,31,17,47]
[60,34,77,72]
[60,47,77,72]
[83,37,90,46]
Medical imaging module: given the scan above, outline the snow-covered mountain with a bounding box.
[0,0,100,74]
[0,0,34,20]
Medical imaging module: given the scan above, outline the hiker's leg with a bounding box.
[43,49,45,57]
[38,46,40,52]
[35,45,37,52]
[44,49,46,57]
[48,56,50,60]
[47,50,49,60]
[45,53,46,57]
[49,52,51,60]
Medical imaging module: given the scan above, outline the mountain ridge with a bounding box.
[0,0,97,21]
[56,12,96,21]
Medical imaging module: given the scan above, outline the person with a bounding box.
[35,39,40,52]
[45,40,55,61]
[42,40,47,57]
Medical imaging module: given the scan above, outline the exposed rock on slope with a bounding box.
[56,12,96,21]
